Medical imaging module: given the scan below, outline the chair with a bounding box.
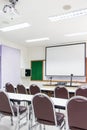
[5,83,16,105]
[0,91,28,129]
[29,84,41,95]
[5,82,15,93]
[32,93,65,130]
[16,84,28,107]
[16,84,28,125]
[66,96,87,130]
[17,84,27,94]
[75,86,87,97]
[29,84,41,126]
[54,86,69,99]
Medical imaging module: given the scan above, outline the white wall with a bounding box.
[1,45,20,88]
[0,37,87,87]
[0,37,46,87]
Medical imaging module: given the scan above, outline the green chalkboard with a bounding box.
[31,60,43,80]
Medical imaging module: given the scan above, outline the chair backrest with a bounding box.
[29,84,41,95]
[75,87,87,97]
[5,82,15,93]
[17,84,27,94]
[54,86,69,99]
[0,91,13,116]
[32,93,57,125]
[67,96,87,130]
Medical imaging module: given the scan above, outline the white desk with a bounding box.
[51,97,67,109]
[7,92,67,130]
[7,93,32,104]
[41,86,77,93]
[7,92,67,110]
[15,85,77,94]
[25,85,77,93]
[7,93,68,130]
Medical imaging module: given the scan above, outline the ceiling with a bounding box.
[0,0,87,47]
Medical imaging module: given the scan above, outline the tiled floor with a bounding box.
[0,121,65,130]
[0,110,66,130]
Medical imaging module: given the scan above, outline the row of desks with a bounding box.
[11,85,77,98]
[7,85,79,130]
[41,86,77,93]
[8,92,67,110]
[37,85,77,97]
[20,85,77,97]
[7,92,68,130]
[8,85,77,109]
[7,85,77,109]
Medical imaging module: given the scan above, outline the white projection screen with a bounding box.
[45,43,86,76]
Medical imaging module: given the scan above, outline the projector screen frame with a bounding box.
[45,42,86,77]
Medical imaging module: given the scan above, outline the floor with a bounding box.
[0,110,66,130]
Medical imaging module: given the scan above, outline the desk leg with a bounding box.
[28,103,32,130]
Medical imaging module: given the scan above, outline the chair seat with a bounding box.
[32,93,65,130]
[12,105,27,116]
[56,112,64,126]
[67,96,87,130]
[37,119,55,125]
[1,111,12,116]
[0,91,28,128]
[36,110,64,126]
[70,126,85,130]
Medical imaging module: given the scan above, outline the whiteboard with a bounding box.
[45,43,86,76]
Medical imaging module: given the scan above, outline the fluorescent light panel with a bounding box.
[26,37,49,42]
[0,23,30,32]
[49,8,87,22]
[65,32,87,37]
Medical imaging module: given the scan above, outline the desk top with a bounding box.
[41,86,77,93]
[7,92,67,110]
[43,82,81,87]
[7,92,32,102]
[15,85,78,93]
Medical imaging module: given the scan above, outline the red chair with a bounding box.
[67,96,87,130]
[32,93,65,130]
[29,84,41,126]
[29,84,41,95]
[17,84,27,94]
[54,86,69,99]
[75,86,87,97]
[5,82,15,93]
[0,90,28,128]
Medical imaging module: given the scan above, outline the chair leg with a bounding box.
[29,108,33,128]
[63,119,66,130]
[39,124,42,130]
[11,116,13,126]
[43,125,45,130]
[60,119,66,130]
[24,107,28,124]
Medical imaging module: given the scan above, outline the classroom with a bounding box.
[0,0,87,130]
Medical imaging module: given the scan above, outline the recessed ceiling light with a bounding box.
[48,8,87,22]
[0,23,31,32]
[65,32,87,37]
[63,5,71,10]
[26,37,49,43]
